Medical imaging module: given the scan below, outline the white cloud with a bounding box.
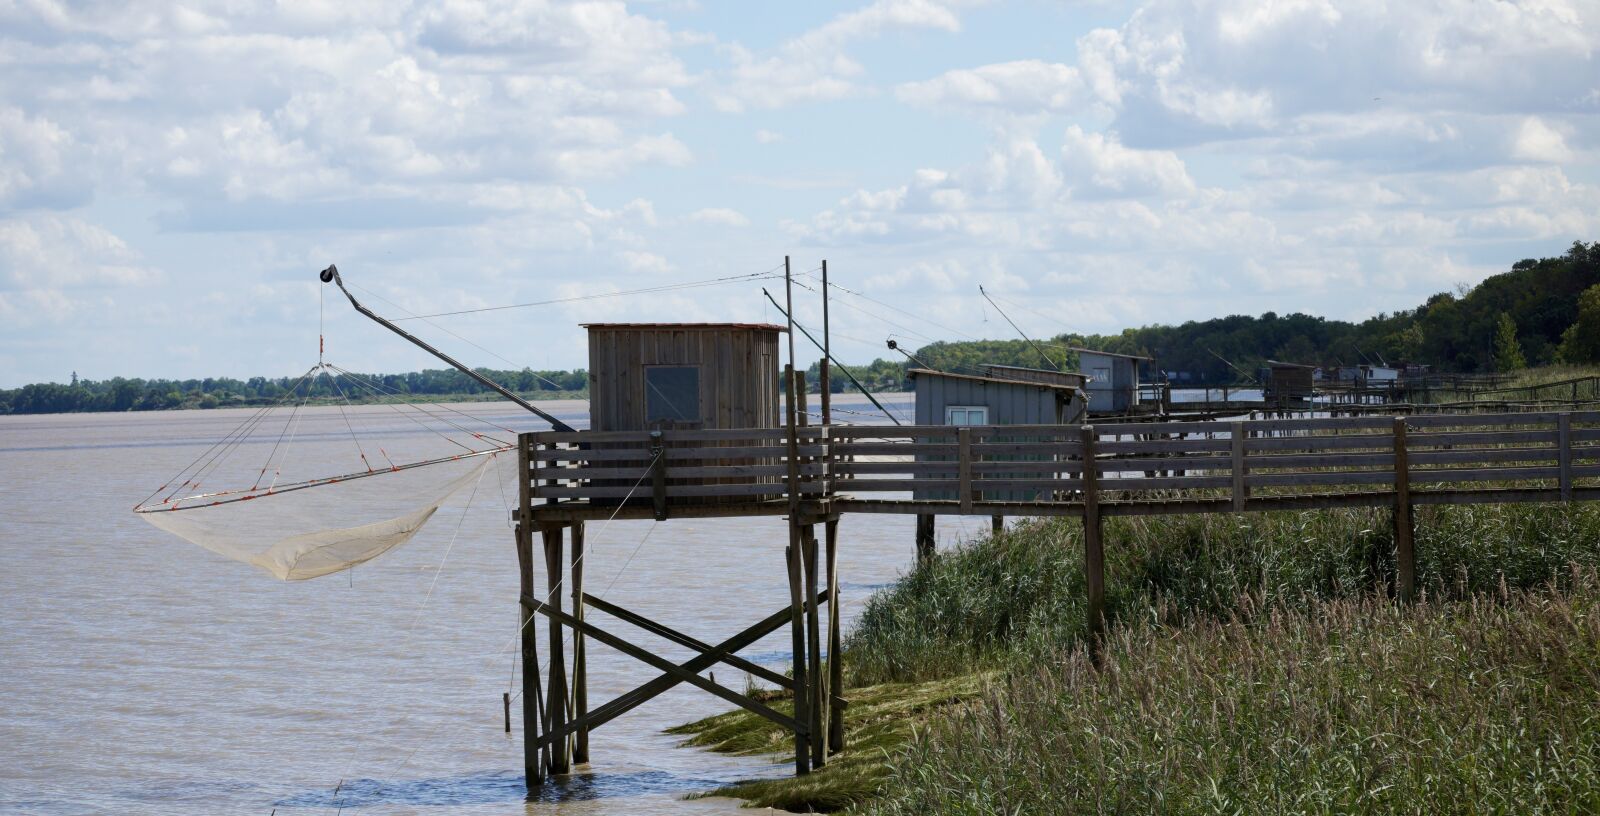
[755,128,784,144]
[897,60,1086,116]
[1059,126,1194,199]
[711,0,978,111]
[1511,117,1574,163]
[686,207,751,227]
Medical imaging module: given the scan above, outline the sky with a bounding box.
[1,0,1597,387]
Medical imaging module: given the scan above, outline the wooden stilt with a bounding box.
[991,515,1004,536]
[1393,418,1415,603]
[515,520,545,787]
[915,514,935,566]
[803,525,825,768]
[1080,425,1106,666]
[825,518,845,754]
[542,524,570,774]
[570,521,588,764]
[785,537,811,775]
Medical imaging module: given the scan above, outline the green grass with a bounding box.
[870,576,1600,815]
[670,503,1600,812]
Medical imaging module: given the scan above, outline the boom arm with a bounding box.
[319,265,576,432]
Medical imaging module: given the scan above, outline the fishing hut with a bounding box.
[905,366,1088,558]
[1262,360,1316,406]
[584,323,784,431]
[1071,347,1149,414]
[517,313,845,785]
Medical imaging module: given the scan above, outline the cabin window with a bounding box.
[1091,367,1110,383]
[645,366,700,423]
[945,406,988,425]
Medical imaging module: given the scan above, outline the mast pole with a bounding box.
[319,265,575,432]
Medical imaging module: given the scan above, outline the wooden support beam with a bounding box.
[992,515,1004,536]
[825,518,845,754]
[532,592,826,749]
[1081,425,1105,665]
[958,427,973,514]
[523,593,805,735]
[515,519,544,787]
[804,525,825,768]
[915,514,935,566]
[1231,421,1247,513]
[649,431,667,521]
[541,524,570,774]
[1393,417,1415,604]
[582,594,792,688]
[1559,413,1573,503]
[570,521,588,764]
[784,538,811,775]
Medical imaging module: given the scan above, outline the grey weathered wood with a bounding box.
[1394,418,1415,603]
[1246,452,1396,469]
[515,518,544,787]
[1406,466,1562,484]
[570,522,588,764]
[1246,434,1394,452]
[915,514,935,565]
[1407,448,1558,466]
[1231,422,1247,513]
[1080,425,1105,665]
[649,433,667,521]
[1559,413,1573,502]
[803,525,824,768]
[542,524,570,774]
[1246,471,1396,488]
[523,593,802,734]
[532,592,823,750]
[957,427,974,514]
[1406,430,1559,447]
[824,519,845,754]
[582,594,791,688]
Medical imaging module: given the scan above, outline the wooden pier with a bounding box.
[513,405,1600,786]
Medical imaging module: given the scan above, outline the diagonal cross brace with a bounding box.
[526,590,829,750]
[584,594,794,689]
[523,592,824,738]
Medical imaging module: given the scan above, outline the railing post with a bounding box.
[1393,417,1415,603]
[1231,421,1247,513]
[1559,413,1573,503]
[649,430,667,521]
[1080,425,1105,665]
[957,427,973,514]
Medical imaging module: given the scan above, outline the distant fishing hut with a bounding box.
[1262,360,1316,405]
[1070,347,1150,414]
[906,366,1088,560]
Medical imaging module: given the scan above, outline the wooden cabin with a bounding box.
[1069,347,1149,414]
[584,323,785,431]
[1262,360,1316,405]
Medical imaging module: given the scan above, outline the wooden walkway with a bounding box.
[514,409,1600,785]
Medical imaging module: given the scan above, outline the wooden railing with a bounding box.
[523,411,1600,518]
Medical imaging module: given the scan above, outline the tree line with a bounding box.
[0,368,587,415]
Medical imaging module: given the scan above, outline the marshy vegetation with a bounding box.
[673,503,1600,813]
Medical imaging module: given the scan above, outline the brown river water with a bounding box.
[0,395,1007,815]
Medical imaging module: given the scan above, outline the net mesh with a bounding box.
[138,456,493,580]
[133,361,520,580]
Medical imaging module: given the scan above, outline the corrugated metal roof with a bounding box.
[582,322,788,331]
[908,368,1082,393]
